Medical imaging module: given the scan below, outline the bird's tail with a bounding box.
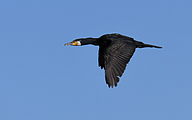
[135,41,162,48]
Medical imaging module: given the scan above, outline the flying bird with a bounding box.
[65,33,162,88]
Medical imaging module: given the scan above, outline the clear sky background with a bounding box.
[0,0,192,120]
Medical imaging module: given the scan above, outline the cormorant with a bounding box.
[65,33,162,88]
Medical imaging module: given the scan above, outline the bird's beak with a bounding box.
[64,41,78,46]
[64,42,73,46]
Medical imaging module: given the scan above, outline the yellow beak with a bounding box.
[64,41,78,46]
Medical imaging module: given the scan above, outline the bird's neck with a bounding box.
[81,38,99,46]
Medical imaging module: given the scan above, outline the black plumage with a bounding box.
[65,33,162,88]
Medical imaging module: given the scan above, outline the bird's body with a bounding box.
[65,33,162,88]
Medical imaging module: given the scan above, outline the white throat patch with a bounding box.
[76,41,81,46]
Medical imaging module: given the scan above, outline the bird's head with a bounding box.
[64,40,81,46]
[65,37,99,46]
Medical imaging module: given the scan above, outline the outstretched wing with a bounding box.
[99,40,136,88]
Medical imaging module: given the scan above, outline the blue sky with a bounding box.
[0,0,192,120]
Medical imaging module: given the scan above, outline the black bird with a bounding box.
[65,33,162,88]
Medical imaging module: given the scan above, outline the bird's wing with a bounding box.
[102,40,136,88]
